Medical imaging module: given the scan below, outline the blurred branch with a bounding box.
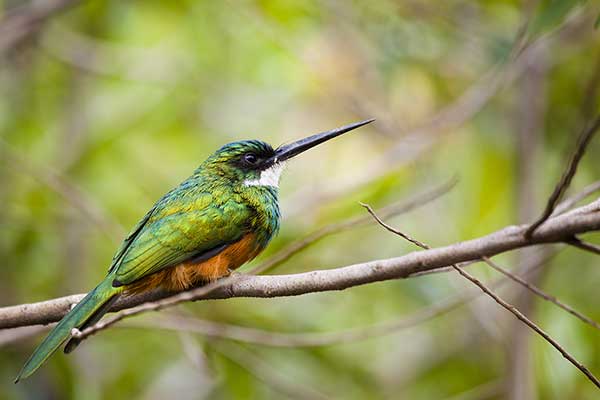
[211,341,330,400]
[508,37,548,400]
[40,24,188,83]
[360,203,600,390]
[285,9,584,219]
[1,197,599,332]
[0,325,50,346]
[442,379,503,400]
[553,180,600,215]
[253,177,457,275]
[0,0,80,54]
[0,141,125,241]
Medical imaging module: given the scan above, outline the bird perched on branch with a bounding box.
[16,118,374,382]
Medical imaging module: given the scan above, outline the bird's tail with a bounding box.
[15,277,123,383]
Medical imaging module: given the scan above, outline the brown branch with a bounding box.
[0,250,554,349]
[117,251,555,348]
[525,115,600,238]
[482,256,600,331]
[553,180,600,215]
[566,237,600,256]
[361,203,600,390]
[451,264,600,389]
[0,198,599,334]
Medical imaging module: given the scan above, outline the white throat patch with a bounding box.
[244,163,285,188]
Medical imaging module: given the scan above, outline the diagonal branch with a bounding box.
[360,203,600,389]
[525,115,600,237]
[482,256,600,331]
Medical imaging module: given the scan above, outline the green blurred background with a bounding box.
[1,0,600,399]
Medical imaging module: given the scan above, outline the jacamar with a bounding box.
[15,118,373,382]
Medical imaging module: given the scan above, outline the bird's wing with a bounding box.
[110,189,252,286]
[107,206,157,274]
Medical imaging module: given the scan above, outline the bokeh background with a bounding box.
[1,1,600,399]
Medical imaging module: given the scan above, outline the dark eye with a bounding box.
[243,153,258,165]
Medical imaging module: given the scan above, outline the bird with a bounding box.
[15,118,374,382]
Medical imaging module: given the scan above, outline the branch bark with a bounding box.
[1,198,599,331]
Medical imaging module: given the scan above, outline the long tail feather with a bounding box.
[15,278,122,382]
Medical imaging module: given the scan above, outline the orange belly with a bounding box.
[125,233,261,294]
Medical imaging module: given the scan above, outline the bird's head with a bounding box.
[201,119,374,189]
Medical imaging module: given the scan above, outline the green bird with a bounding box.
[15,118,373,382]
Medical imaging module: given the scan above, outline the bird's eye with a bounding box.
[243,153,258,165]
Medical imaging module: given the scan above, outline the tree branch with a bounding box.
[525,115,600,237]
[360,203,600,389]
[482,256,600,331]
[1,198,599,332]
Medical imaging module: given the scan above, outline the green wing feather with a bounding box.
[16,180,254,382]
[112,188,253,286]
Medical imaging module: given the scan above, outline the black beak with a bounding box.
[271,118,374,163]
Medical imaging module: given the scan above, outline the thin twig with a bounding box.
[123,252,555,348]
[526,115,600,238]
[450,264,600,389]
[251,177,457,275]
[361,203,600,390]
[553,180,600,215]
[566,237,600,256]
[482,256,600,331]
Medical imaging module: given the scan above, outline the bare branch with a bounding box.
[362,203,600,389]
[121,251,555,348]
[450,263,600,389]
[2,249,554,349]
[0,198,598,333]
[482,256,600,331]
[553,180,600,215]
[566,237,600,256]
[360,203,429,248]
[526,115,600,237]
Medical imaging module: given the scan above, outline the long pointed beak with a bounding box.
[271,118,374,163]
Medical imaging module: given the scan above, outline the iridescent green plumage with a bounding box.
[16,119,373,382]
[111,140,281,285]
[16,140,281,382]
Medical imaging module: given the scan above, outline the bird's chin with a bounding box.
[244,162,286,188]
